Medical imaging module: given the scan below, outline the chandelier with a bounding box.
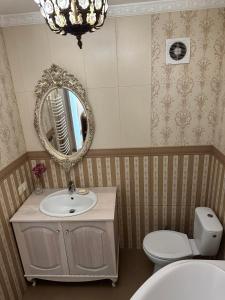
[34,0,108,49]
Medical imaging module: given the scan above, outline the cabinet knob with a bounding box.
[56,229,60,233]
[65,230,69,234]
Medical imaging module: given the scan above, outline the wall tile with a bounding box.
[83,18,117,88]
[119,86,151,147]
[151,9,225,148]
[1,8,225,299]
[88,87,121,148]
[3,9,225,151]
[117,15,151,87]
[207,156,225,259]
[4,25,52,93]
[47,29,86,87]
[2,28,25,94]
[16,92,43,151]
[29,151,211,248]
[0,156,33,300]
[0,30,26,170]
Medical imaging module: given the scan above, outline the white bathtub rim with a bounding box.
[130,259,225,300]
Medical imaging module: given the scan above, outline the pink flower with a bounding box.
[32,163,46,178]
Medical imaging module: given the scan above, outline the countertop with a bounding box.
[10,187,117,223]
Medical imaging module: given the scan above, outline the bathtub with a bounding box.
[131,260,225,300]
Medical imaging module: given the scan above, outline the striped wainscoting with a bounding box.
[2,145,225,300]
[207,148,225,259]
[28,146,213,249]
[0,154,34,300]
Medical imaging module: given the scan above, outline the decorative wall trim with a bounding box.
[1,145,219,182]
[0,12,44,27]
[1,0,225,27]
[27,145,213,160]
[109,0,225,17]
[0,153,28,182]
[212,146,225,166]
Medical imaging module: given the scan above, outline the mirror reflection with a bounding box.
[42,88,87,155]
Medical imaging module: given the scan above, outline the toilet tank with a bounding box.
[194,207,223,256]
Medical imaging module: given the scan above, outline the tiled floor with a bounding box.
[22,249,153,300]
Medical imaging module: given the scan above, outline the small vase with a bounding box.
[34,177,43,195]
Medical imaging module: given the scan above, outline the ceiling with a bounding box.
[0,0,156,15]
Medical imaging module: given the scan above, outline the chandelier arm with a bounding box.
[76,35,83,49]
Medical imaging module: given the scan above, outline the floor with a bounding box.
[22,249,153,300]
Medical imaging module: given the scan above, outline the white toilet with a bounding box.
[143,207,223,272]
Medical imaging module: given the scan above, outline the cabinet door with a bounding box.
[13,222,68,276]
[62,222,116,276]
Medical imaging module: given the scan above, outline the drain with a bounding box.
[69,209,76,214]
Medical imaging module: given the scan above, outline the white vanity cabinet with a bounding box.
[63,221,117,276]
[12,222,68,276]
[11,187,119,286]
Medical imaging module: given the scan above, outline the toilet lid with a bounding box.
[143,230,193,260]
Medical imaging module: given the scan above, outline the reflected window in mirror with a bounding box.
[42,88,87,155]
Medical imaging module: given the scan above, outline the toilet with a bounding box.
[143,207,223,272]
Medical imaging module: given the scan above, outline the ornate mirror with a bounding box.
[34,64,94,170]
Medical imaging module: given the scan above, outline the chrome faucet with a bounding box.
[68,180,76,193]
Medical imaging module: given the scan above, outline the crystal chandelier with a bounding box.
[34,0,108,49]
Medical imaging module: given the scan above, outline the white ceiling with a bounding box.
[0,0,156,15]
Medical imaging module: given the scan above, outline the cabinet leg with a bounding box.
[27,277,37,287]
[111,280,117,287]
[31,279,37,287]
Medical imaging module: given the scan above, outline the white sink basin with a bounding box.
[40,189,97,217]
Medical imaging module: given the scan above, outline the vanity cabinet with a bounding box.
[63,222,117,276]
[11,188,118,286]
[12,222,68,276]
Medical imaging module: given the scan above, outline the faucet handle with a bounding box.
[68,180,76,193]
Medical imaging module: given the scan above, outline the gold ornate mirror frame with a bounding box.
[34,64,95,171]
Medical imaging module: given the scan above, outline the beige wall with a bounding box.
[2,16,151,151]
[0,29,26,170]
[3,8,225,153]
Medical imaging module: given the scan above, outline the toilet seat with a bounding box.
[143,230,193,260]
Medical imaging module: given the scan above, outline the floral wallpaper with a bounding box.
[213,10,225,155]
[0,29,26,170]
[151,9,225,147]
